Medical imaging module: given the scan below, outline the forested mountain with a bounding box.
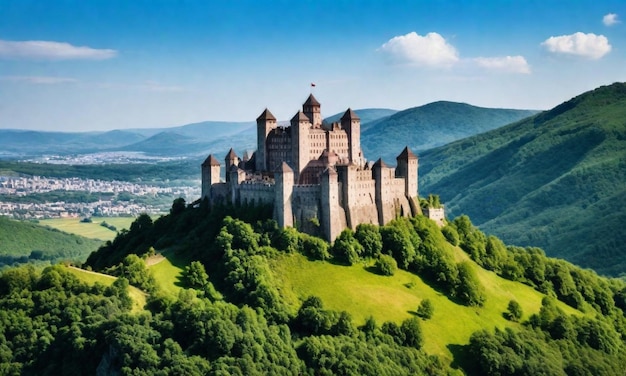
[419,82,626,276]
[0,216,103,268]
[361,101,538,163]
[2,202,625,374]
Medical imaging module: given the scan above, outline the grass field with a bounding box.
[40,217,140,241]
[66,265,147,313]
[146,251,188,298]
[271,248,581,360]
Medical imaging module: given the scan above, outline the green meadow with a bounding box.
[40,216,145,241]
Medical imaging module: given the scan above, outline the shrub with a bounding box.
[375,255,398,276]
[416,299,434,319]
[505,299,523,322]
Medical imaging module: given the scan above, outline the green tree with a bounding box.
[505,299,523,322]
[400,317,423,349]
[375,254,397,276]
[331,228,363,265]
[455,261,486,306]
[417,299,434,320]
[355,223,383,258]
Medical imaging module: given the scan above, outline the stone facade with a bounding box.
[201,95,436,241]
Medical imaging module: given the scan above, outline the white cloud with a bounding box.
[473,56,531,74]
[0,39,117,60]
[379,32,459,67]
[541,32,611,59]
[0,75,78,84]
[603,13,619,26]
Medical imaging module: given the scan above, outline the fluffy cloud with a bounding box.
[541,32,611,59]
[0,75,77,84]
[379,32,459,67]
[603,13,619,26]
[473,56,531,74]
[0,39,117,60]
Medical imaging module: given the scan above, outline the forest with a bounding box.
[1,199,626,375]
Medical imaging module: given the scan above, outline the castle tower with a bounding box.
[341,108,362,166]
[320,166,341,241]
[373,158,393,225]
[336,163,358,229]
[290,111,311,181]
[302,94,322,128]
[256,108,276,172]
[274,162,294,228]
[225,148,239,182]
[228,165,245,204]
[396,146,419,199]
[201,154,221,200]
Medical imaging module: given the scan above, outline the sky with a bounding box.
[0,0,625,132]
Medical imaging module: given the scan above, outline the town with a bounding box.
[0,174,199,219]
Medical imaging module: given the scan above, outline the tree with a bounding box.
[505,300,523,322]
[400,317,423,349]
[331,229,363,265]
[170,197,186,216]
[375,255,397,276]
[455,261,486,306]
[417,299,434,319]
[184,261,209,289]
[355,223,382,258]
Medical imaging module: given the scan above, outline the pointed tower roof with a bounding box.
[372,158,389,169]
[202,154,221,167]
[226,148,239,160]
[276,161,293,173]
[340,108,360,121]
[291,111,310,123]
[303,94,320,107]
[396,146,417,160]
[256,108,276,121]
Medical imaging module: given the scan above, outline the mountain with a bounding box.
[361,101,538,164]
[419,82,626,276]
[324,108,398,125]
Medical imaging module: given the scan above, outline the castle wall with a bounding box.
[238,181,275,206]
[266,127,292,172]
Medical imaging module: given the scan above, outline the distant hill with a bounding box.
[419,82,626,276]
[0,216,103,268]
[324,108,398,125]
[361,101,539,164]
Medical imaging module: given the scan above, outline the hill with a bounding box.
[419,82,626,276]
[2,205,625,374]
[361,101,538,164]
[0,216,103,268]
[324,108,398,125]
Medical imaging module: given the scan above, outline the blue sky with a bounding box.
[1,0,624,132]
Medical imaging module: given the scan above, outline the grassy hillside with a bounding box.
[361,101,538,163]
[271,251,580,359]
[40,217,138,241]
[0,216,103,267]
[419,82,626,276]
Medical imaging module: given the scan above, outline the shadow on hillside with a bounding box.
[447,343,475,375]
[161,248,192,289]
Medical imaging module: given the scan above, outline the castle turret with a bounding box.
[274,162,294,228]
[341,108,362,167]
[201,154,221,201]
[396,146,418,199]
[336,163,358,229]
[256,108,276,172]
[225,148,239,182]
[303,94,322,128]
[228,165,245,204]
[373,158,393,225]
[290,111,311,181]
[320,166,342,241]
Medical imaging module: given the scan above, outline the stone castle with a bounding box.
[201,94,437,240]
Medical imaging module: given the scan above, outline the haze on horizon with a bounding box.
[0,0,624,132]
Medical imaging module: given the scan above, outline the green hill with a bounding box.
[361,101,538,163]
[419,82,626,276]
[0,216,103,268]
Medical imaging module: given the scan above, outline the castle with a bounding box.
[201,94,434,241]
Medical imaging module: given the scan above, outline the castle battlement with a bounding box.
[202,94,428,240]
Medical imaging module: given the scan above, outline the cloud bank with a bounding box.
[541,32,611,59]
[0,39,117,60]
[473,56,531,74]
[603,13,619,26]
[379,32,459,67]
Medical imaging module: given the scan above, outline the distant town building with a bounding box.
[202,95,442,240]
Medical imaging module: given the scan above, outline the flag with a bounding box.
[311,83,316,87]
